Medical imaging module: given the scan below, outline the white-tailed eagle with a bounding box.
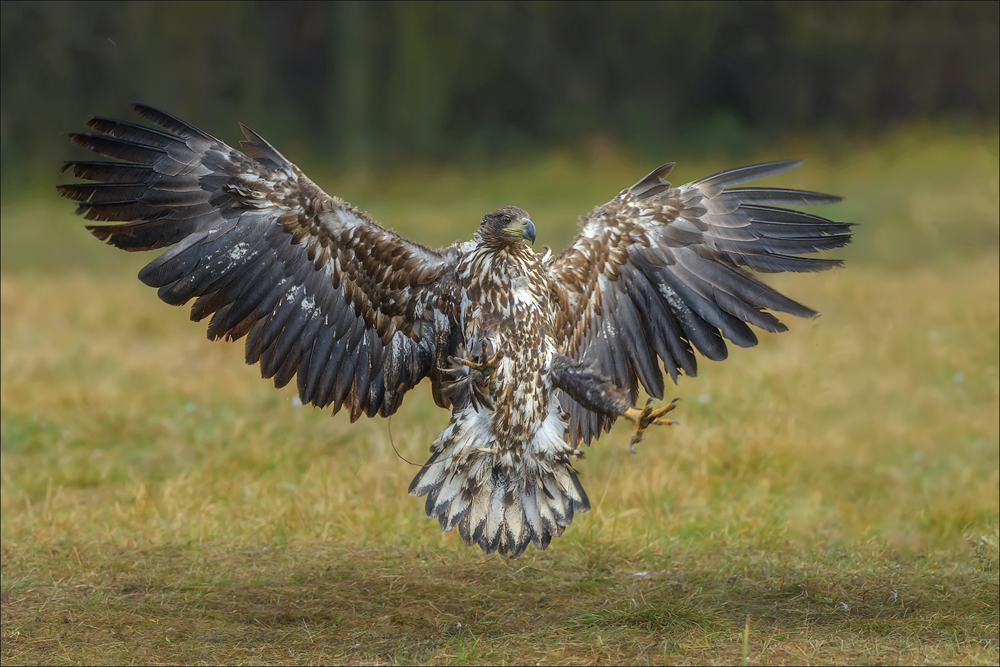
[58,105,851,558]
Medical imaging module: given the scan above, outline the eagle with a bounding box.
[58,105,851,558]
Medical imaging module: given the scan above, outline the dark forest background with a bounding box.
[1,1,998,181]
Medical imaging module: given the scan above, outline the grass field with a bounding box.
[1,125,998,665]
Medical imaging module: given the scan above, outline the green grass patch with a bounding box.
[2,124,998,664]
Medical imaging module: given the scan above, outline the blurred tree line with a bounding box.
[1,1,997,180]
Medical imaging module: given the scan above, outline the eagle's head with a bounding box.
[480,206,536,246]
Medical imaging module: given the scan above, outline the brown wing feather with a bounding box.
[547,160,852,445]
[58,104,459,420]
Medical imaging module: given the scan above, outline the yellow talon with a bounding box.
[449,340,507,374]
[625,397,680,454]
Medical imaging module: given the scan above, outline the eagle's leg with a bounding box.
[624,398,680,453]
[442,339,508,412]
[551,354,679,453]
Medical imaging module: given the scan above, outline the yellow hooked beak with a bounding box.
[504,218,536,244]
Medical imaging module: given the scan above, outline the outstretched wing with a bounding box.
[547,160,852,445]
[58,104,460,420]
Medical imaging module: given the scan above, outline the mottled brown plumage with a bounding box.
[58,105,851,557]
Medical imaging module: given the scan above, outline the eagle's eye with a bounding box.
[501,215,511,224]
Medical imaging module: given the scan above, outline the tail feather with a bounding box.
[408,408,588,558]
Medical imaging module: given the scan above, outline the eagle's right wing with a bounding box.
[58,104,460,420]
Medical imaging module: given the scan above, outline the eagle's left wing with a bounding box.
[547,161,852,445]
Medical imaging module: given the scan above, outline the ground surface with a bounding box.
[2,126,998,665]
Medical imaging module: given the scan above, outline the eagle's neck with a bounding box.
[459,233,548,331]
[468,233,538,285]
[472,230,535,260]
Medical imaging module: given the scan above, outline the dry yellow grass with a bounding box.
[2,125,998,664]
